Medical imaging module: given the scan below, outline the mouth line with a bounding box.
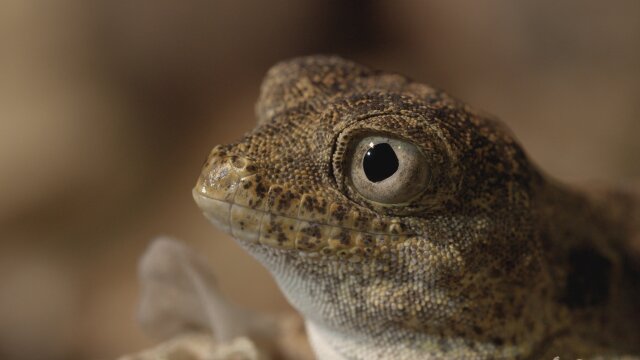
[193,188,414,254]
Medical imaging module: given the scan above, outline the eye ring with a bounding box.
[347,135,429,205]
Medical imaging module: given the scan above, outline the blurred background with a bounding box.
[1,0,639,359]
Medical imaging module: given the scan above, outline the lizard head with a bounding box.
[194,56,553,356]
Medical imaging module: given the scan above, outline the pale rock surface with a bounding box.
[118,334,263,360]
[120,237,313,360]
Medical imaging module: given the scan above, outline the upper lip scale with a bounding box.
[193,188,411,238]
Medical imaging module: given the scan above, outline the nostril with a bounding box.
[230,156,248,170]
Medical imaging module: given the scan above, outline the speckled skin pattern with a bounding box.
[194,56,640,359]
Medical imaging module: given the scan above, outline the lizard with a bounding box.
[193,55,640,359]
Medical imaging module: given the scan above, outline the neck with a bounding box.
[536,180,640,354]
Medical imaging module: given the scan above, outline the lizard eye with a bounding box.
[348,136,429,204]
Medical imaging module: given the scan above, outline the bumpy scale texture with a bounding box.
[194,56,640,359]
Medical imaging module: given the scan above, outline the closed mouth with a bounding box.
[193,188,413,259]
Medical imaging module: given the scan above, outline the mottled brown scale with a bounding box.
[194,56,640,359]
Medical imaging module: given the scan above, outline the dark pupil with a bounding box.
[362,143,399,182]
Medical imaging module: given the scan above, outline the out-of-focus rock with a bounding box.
[133,238,314,360]
[138,237,277,343]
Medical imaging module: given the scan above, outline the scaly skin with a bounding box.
[193,56,640,359]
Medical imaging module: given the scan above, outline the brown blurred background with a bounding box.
[0,1,639,359]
